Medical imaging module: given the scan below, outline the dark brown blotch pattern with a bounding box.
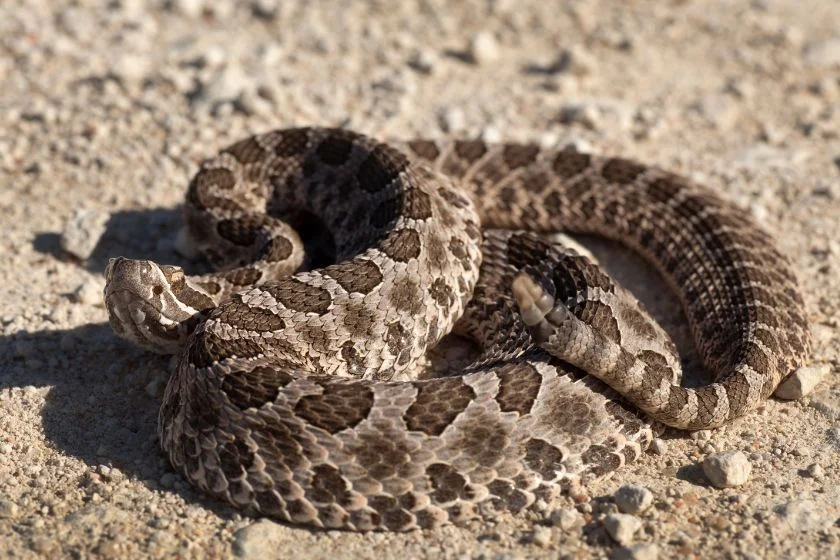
[259,236,294,262]
[552,151,591,179]
[294,381,375,434]
[429,278,454,308]
[380,228,421,262]
[405,378,475,436]
[217,296,286,332]
[216,218,262,247]
[574,300,622,344]
[221,365,293,410]
[389,277,423,315]
[356,144,409,193]
[274,129,310,157]
[495,363,542,415]
[407,139,440,162]
[315,135,354,166]
[454,140,488,163]
[188,330,264,368]
[224,267,263,286]
[267,278,333,315]
[224,136,269,164]
[502,144,540,169]
[404,188,434,220]
[323,259,384,295]
[601,157,647,185]
[523,438,565,480]
[425,463,475,503]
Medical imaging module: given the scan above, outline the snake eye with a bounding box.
[153,285,164,296]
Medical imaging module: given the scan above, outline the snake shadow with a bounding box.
[9,206,240,520]
[32,206,214,276]
[0,322,246,521]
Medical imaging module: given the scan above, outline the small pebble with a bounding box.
[611,543,659,560]
[774,364,831,399]
[0,500,19,519]
[551,46,598,75]
[468,31,500,65]
[803,463,824,479]
[250,0,280,19]
[650,438,668,455]
[693,94,740,131]
[439,106,466,133]
[690,430,712,442]
[172,0,205,18]
[530,525,552,547]
[603,513,641,546]
[60,209,109,260]
[614,484,654,514]
[549,507,583,531]
[233,519,290,558]
[71,277,103,306]
[702,450,752,488]
[408,49,438,75]
[197,66,253,108]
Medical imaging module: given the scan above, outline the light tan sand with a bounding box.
[1,1,839,557]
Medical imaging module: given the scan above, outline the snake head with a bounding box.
[104,257,211,354]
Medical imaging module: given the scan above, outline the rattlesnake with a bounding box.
[104,127,811,531]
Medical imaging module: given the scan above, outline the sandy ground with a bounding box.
[1,0,839,558]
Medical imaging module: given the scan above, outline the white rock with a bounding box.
[60,209,109,260]
[549,507,583,531]
[690,430,712,442]
[238,90,274,117]
[552,46,598,76]
[172,0,205,18]
[233,519,290,558]
[531,525,552,547]
[614,484,654,514]
[804,463,824,479]
[650,438,668,455]
[804,38,840,68]
[612,543,659,560]
[0,500,19,519]
[110,52,151,84]
[469,32,500,65]
[198,66,253,107]
[702,450,752,488]
[604,513,641,545]
[439,106,466,133]
[71,277,104,306]
[694,94,740,131]
[409,49,438,75]
[198,45,228,68]
[559,98,633,131]
[251,0,280,19]
[774,364,831,399]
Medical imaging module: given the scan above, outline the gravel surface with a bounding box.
[2,0,839,558]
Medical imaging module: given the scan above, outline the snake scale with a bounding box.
[104,127,811,531]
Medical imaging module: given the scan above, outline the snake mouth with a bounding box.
[105,287,189,354]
